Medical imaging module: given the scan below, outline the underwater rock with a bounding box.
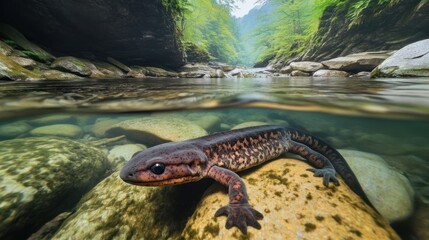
[9,56,37,70]
[50,56,92,77]
[90,119,123,138]
[51,171,200,240]
[411,203,429,240]
[30,124,83,138]
[0,53,43,80]
[0,137,108,239]
[182,159,399,239]
[28,212,72,240]
[41,70,83,80]
[0,121,32,139]
[187,114,222,131]
[106,117,208,146]
[339,150,415,222]
[313,69,350,78]
[108,144,146,169]
[231,121,269,130]
[372,39,429,77]
[290,61,324,73]
[29,114,75,126]
[321,51,392,72]
[0,40,13,56]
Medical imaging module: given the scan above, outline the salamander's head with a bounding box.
[119,142,208,186]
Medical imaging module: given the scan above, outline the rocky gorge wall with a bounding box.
[301,0,429,62]
[0,0,185,68]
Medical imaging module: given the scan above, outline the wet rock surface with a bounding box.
[0,137,108,239]
[51,171,204,240]
[339,150,415,222]
[182,159,399,239]
[106,117,208,146]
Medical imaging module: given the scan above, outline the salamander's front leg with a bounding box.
[207,166,263,234]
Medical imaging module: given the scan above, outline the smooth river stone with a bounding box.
[182,159,399,239]
[339,150,415,222]
[30,124,83,138]
[0,137,108,239]
[51,171,203,240]
[106,117,207,146]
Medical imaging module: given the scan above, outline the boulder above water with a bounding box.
[290,61,324,73]
[372,39,429,77]
[313,69,350,78]
[0,53,42,80]
[322,51,392,72]
[50,57,92,77]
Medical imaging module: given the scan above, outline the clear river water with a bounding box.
[0,76,428,239]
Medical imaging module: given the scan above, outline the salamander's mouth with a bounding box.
[119,168,200,186]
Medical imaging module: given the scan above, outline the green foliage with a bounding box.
[249,0,324,65]
[182,0,239,63]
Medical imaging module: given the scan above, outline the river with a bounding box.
[0,76,428,239]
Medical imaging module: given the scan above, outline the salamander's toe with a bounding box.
[306,168,339,187]
[214,203,264,235]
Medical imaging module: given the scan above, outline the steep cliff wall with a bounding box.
[0,0,185,68]
[302,0,429,61]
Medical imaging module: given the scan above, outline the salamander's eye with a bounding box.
[150,163,165,175]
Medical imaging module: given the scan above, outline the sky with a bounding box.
[231,0,261,18]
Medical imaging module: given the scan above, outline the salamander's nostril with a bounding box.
[128,173,134,177]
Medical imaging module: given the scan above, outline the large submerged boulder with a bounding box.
[182,159,399,239]
[0,0,185,68]
[0,137,108,240]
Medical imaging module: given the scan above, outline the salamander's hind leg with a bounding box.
[207,166,263,234]
[289,140,340,187]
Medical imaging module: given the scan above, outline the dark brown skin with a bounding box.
[120,125,372,234]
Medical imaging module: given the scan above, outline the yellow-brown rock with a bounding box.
[182,159,399,240]
[106,117,207,146]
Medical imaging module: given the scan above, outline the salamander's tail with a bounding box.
[285,128,374,208]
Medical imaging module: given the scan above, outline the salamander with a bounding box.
[120,125,372,234]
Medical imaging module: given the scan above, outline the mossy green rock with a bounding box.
[0,121,32,139]
[9,56,37,70]
[51,171,197,240]
[41,70,83,80]
[107,117,207,146]
[182,159,399,239]
[0,23,54,63]
[30,124,83,138]
[0,40,13,56]
[50,57,92,77]
[0,137,108,239]
[0,53,43,80]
